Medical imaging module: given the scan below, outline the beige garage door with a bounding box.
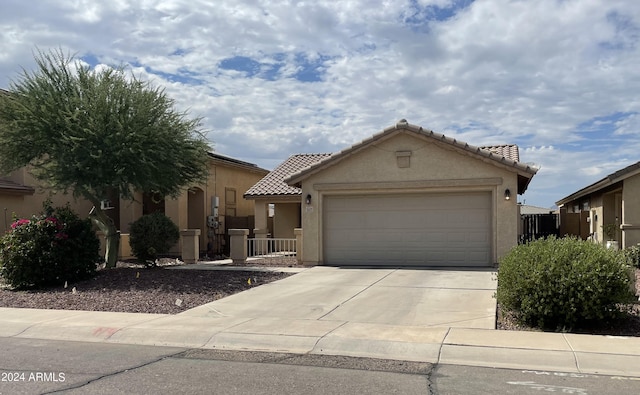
[323,192,492,266]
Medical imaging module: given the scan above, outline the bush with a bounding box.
[624,245,640,269]
[129,212,180,266]
[496,236,635,330]
[0,203,100,289]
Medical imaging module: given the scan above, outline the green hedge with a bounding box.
[496,236,635,330]
[129,212,180,266]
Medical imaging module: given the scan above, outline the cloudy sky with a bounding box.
[1,0,639,208]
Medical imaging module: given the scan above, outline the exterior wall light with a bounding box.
[305,194,312,205]
[504,189,511,201]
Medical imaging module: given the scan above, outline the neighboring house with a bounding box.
[1,171,94,233]
[245,120,538,267]
[556,160,640,249]
[1,152,269,257]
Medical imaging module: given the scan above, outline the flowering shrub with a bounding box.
[0,204,100,289]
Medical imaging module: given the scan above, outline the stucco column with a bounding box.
[165,192,189,254]
[253,199,269,236]
[294,228,303,264]
[165,192,189,230]
[229,229,249,264]
[180,229,201,264]
[119,192,143,233]
[253,199,270,255]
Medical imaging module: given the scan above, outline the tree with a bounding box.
[0,49,210,268]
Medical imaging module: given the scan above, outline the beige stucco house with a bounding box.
[245,120,538,267]
[1,152,268,258]
[556,160,640,249]
[1,171,94,234]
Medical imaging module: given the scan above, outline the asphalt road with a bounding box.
[1,337,639,394]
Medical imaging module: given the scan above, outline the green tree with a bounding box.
[0,49,209,268]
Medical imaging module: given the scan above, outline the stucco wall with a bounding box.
[274,203,300,238]
[0,194,25,233]
[299,132,520,265]
[591,194,604,243]
[3,169,95,223]
[623,174,640,247]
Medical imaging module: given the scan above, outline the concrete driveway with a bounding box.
[181,266,497,329]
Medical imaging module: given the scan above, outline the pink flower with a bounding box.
[10,219,31,229]
[54,232,68,240]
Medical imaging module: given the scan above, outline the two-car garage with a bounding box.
[281,122,537,267]
[323,192,492,267]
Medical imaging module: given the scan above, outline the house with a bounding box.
[245,120,538,266]
[556,160,640,249]
[1,170,95,233]
[105,152,269,257]
[1,152,269,258]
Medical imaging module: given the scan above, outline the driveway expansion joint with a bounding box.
[316,269,398,320]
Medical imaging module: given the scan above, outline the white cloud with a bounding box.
[1,0,640,207]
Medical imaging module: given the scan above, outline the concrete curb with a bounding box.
[2,307,640,377]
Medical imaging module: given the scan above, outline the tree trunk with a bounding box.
[89,206,120,268]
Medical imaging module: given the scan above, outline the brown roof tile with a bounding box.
[480,144,520,162]
[244,154,332,198]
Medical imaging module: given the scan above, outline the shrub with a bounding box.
[496,236,635,330]
[129,212,180,266]
[624,245,640,269]
[0,203,100,289]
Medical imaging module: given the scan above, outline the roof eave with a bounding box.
[555,161,640,206]
[285,122,538,187]
[0,185,35,196]
[244,193,302,200]
[207,152,269,174]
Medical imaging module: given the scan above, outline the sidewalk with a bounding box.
[1,264,640,378]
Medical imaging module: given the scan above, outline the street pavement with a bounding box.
[2,337,640,394]
[1,264,640,384]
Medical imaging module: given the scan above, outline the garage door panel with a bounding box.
[324,193,492,266]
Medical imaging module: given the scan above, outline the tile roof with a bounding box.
[244,153,332,198]
[285,121,538,193]
[480,144,520,162]
[0,178,35,195]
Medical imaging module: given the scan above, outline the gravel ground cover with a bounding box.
[0,260,292,314]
